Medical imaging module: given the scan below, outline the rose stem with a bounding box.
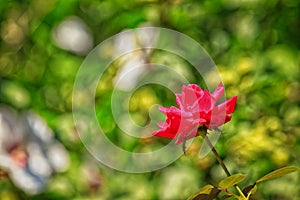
[204,136,231,177]
[204,135,247,199]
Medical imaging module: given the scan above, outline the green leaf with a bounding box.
[188,185,214,199]
[219,174,247,188]
[188,187,221,200]
[256,166,300,183]
[188,185,221,200]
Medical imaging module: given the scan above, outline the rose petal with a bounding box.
[175,94,183,109]
[157,122,167,129]
[197,90,214,113]
[225,96,237,113]
[175,127,198,144]
[181,85,200,109]
[152,129,175,138]
[212,82,224,101]
[153,83,237,144]
[209,115,232,128]
[216,96,237,114]
[159,106,181,116]
[188,84,202,96]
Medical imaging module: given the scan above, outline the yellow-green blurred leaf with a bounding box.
[219,174,246,188]
[188,185,220,200]
[188,185,214,198]
[188,188,221,200]
[256,166,300,183]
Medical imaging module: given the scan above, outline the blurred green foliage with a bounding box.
[0,0,299,199]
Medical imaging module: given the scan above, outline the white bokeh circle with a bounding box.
[72,27,225,173]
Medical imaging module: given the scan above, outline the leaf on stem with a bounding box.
[188,185,221,200]
[242,184,257,199]
[219,174,247,188]
[256,166,300,184]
